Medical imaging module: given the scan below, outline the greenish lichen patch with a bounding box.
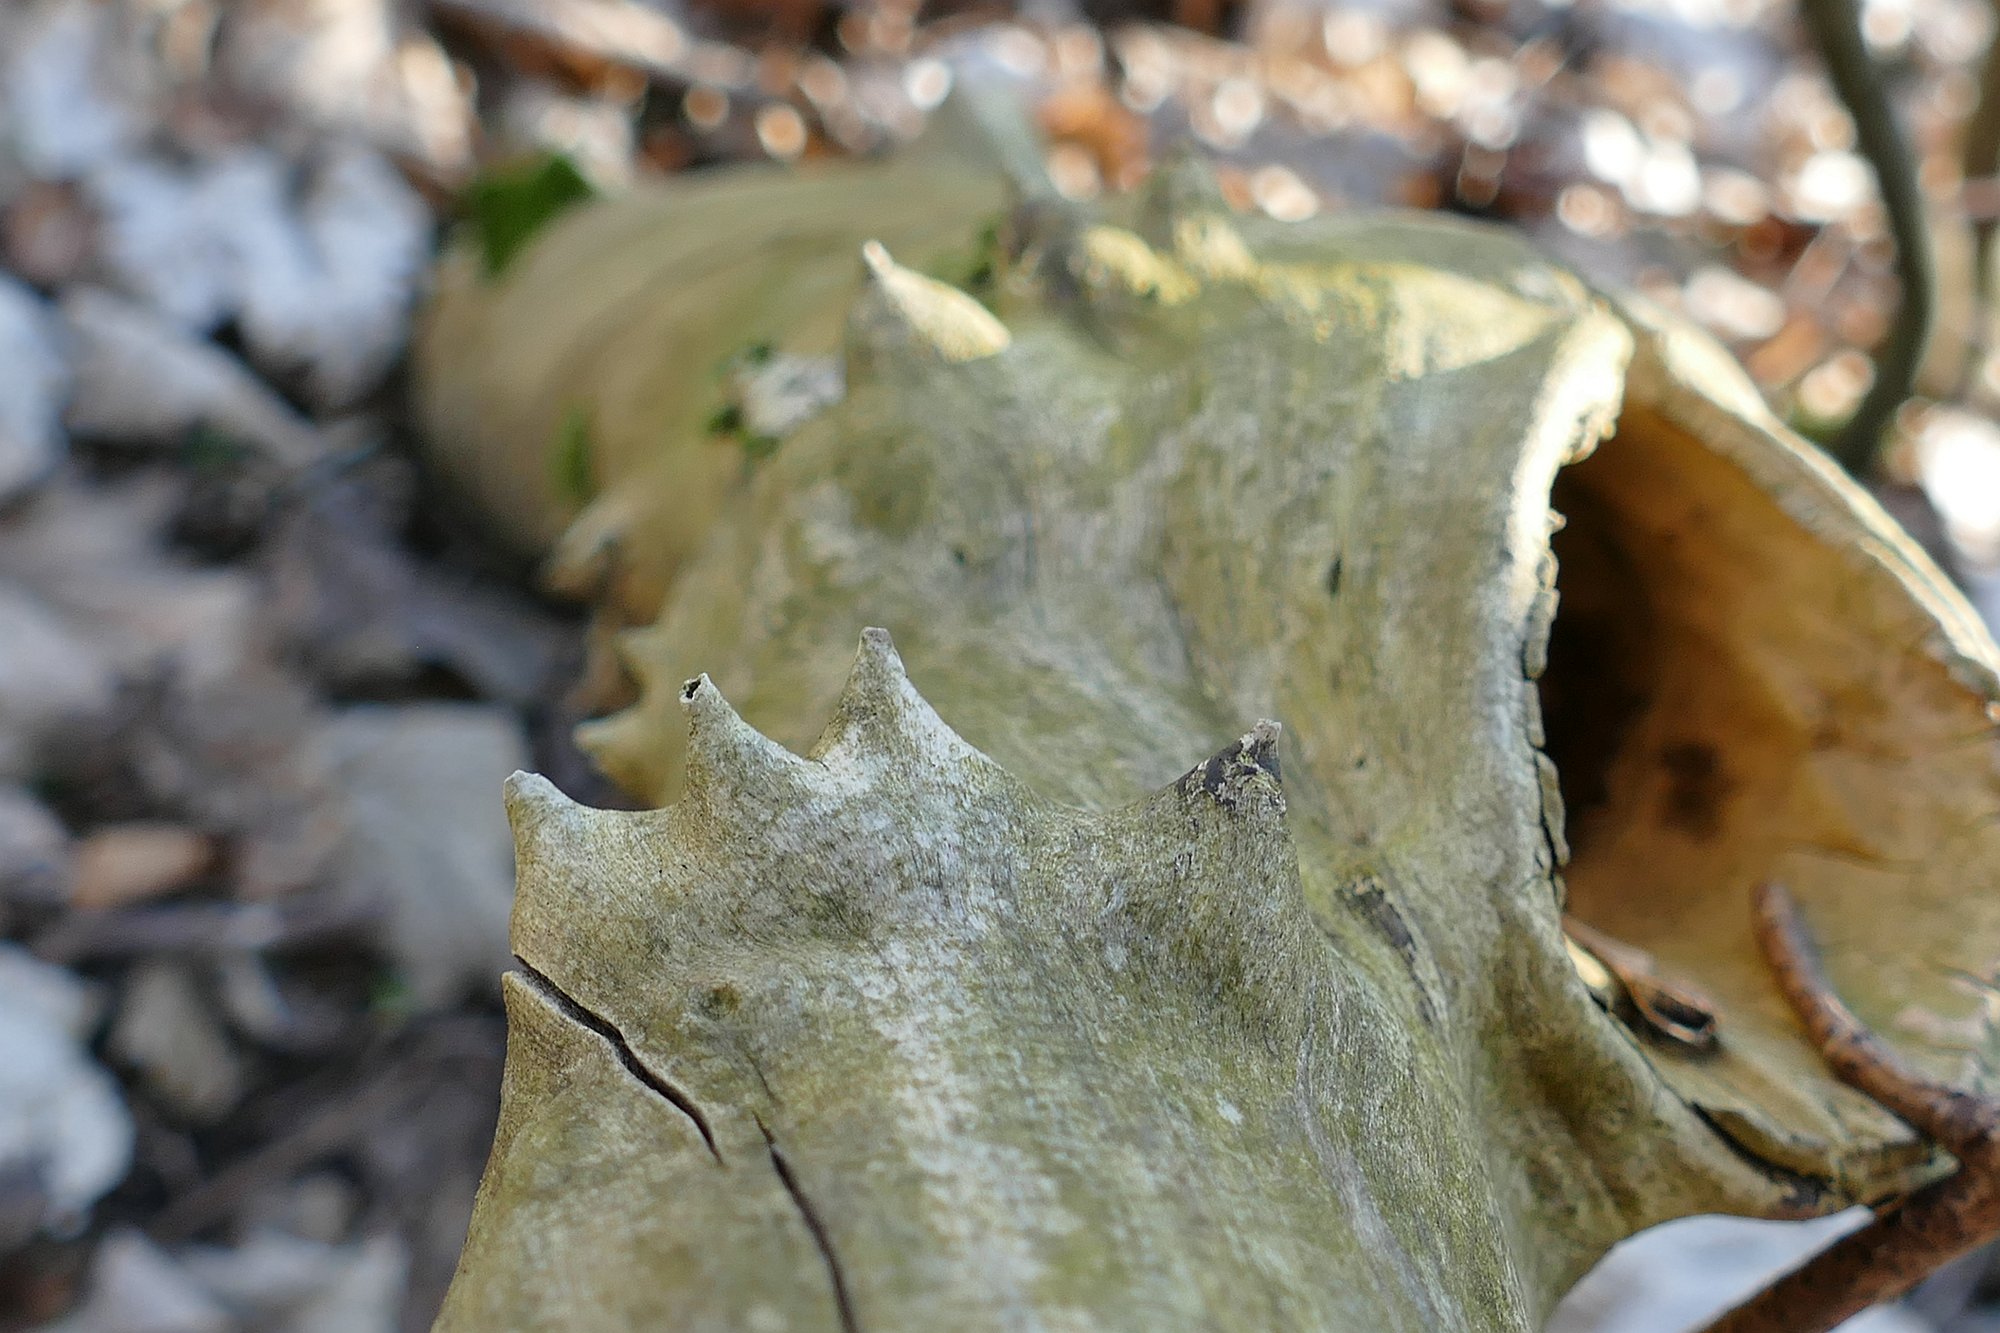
[549,405,596,506]
[463,153,595,279]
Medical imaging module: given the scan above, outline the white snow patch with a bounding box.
[1548,1211,1934,1333]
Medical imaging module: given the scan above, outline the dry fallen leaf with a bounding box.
[216,0,476,180]
[40,1228,230,1333]
[48,669,341,904]
[265,475,569,705]
[227,144,432,412]
[70,825,218,913]
[0,583,116,783]
[179,1228,408,1331]
[1547,1213,1932,1333]
[0,0,153,182]
[0,473,265,691]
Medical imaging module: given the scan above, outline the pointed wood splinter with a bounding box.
[1699,881,2000,1333]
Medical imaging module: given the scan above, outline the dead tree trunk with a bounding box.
[418,156,2000,1330]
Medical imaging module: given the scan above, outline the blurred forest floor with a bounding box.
[3,0,2000,1328]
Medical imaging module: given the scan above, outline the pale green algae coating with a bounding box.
[437,173,2000,1330]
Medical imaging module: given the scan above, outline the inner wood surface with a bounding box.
[1545,402,2000,1195]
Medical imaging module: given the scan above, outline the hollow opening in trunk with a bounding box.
[1530,388,2000,1188]
[1543,403,1763,877]
[1534,399,1960,1016]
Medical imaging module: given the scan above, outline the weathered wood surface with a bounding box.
[419,157,2000,1330]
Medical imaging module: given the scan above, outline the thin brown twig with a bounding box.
[1752,883,1997,1151]
[1799,0,1934,476]
[1697,882,2000,1333]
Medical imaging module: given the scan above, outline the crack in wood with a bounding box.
[513,960,722,1162]
[759,1118,860,1333]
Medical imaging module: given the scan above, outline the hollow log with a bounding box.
[420,156,2000,1330]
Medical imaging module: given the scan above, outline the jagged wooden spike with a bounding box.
[807,628,984,773]
[503,768,575,822]
[1173,719,1285,813]
[413,155,1008,622]
[503,770,594,872]
[1088,720,1319,1043]
[501,769,685,978]
[462,694,1508,1329]
[1054,225,1200,317]
[541,487,641,600]
[678,673,811,809]
[849,240,1011,369]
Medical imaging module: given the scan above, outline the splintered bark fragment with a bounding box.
[1699,884,2000,1333]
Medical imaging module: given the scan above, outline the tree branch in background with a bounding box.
[1801,0,1936,475]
